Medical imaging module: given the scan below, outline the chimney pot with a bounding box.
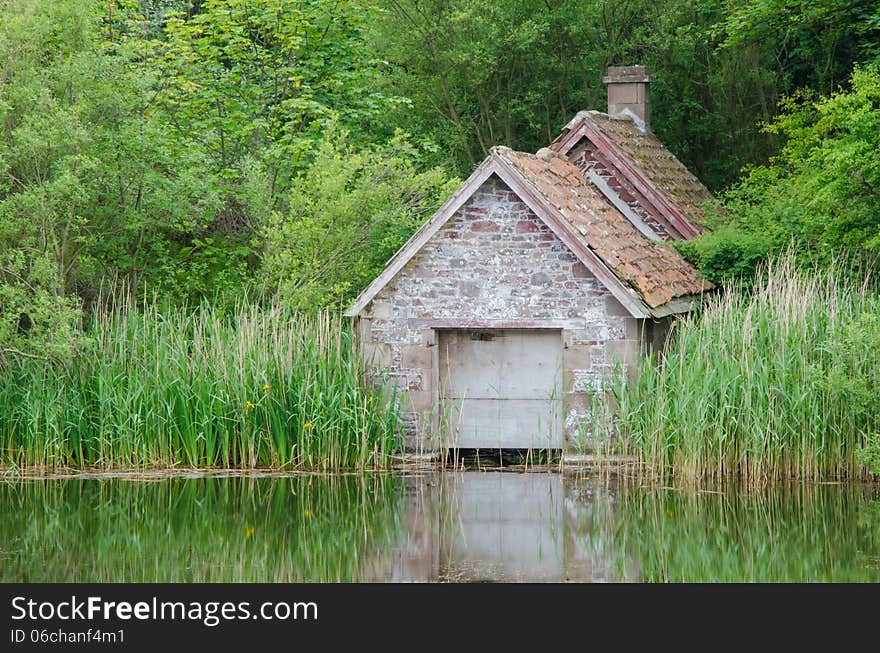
[603,65,651,130]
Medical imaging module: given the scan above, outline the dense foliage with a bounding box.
[679,64,880,284]
[1,0,878,364]
[0,0,875,478]
[369,0,880,187]
[0,0,448,358]
[261,128,457,308]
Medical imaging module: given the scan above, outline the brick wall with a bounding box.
[357,175,644,452]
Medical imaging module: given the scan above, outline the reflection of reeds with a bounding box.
[612,255,880,482]
[582,480,880,582]
[0,299,401,471]
[0,475,401,582]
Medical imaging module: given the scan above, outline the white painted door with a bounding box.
[439,329,563,448]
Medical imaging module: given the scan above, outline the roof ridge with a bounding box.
[550,111,706,238]
[499,147,711,309]
[346,142,712,318]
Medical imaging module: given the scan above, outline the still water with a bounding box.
[1,471,878,582]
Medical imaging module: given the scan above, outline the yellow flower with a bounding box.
[303,510,313,519]
[263,383,271,391]
[303,421,313,429]
[246,525,255,539]
[366,396,373,404]
[246,400,255,410]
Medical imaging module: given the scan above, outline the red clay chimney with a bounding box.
[602,65,651,130]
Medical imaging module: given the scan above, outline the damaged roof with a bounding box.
[496,147,711,309]
[551,110,717,232]
[346,108,715,319]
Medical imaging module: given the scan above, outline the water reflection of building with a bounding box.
[363,471,635,582]
[360,475,440,582]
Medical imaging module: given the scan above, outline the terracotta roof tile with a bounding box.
[496,147,712,309]
[583,112,717,224]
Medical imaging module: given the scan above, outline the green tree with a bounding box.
[367,1,779,188]
[124,0,412,302]
[681,65,880,283]
[261,128,456,309]
[0,0,226,355]
[368,1,880,190]
[0,0,118,356]
[152,0,404,200]
[718,0,880,96]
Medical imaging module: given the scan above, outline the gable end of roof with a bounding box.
[345,150,656,319]
[346,144,712,319]
[550,111,710,239]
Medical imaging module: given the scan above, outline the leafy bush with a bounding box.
[261,128,457,309]
[686,65,880,282]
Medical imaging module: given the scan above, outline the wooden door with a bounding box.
[438,329,563,449]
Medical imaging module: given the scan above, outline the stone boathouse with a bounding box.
[345,66,715,454]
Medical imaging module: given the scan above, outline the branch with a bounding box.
[1,347,46,361]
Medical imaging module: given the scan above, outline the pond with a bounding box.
[1,471,878,582]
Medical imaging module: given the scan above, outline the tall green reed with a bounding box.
[614,254,880,482]
[0,298,401,470]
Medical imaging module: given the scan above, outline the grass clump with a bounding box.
[0,299,400,471]
[614,254,880,482]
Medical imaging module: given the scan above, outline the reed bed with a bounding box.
[613,255,880,482]
[0,300,400,471]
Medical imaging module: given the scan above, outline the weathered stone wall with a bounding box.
[357,175,643,452]
[569,140,680,241]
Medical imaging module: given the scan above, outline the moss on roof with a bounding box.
[581,111,717,225]
[497,147,712,308]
